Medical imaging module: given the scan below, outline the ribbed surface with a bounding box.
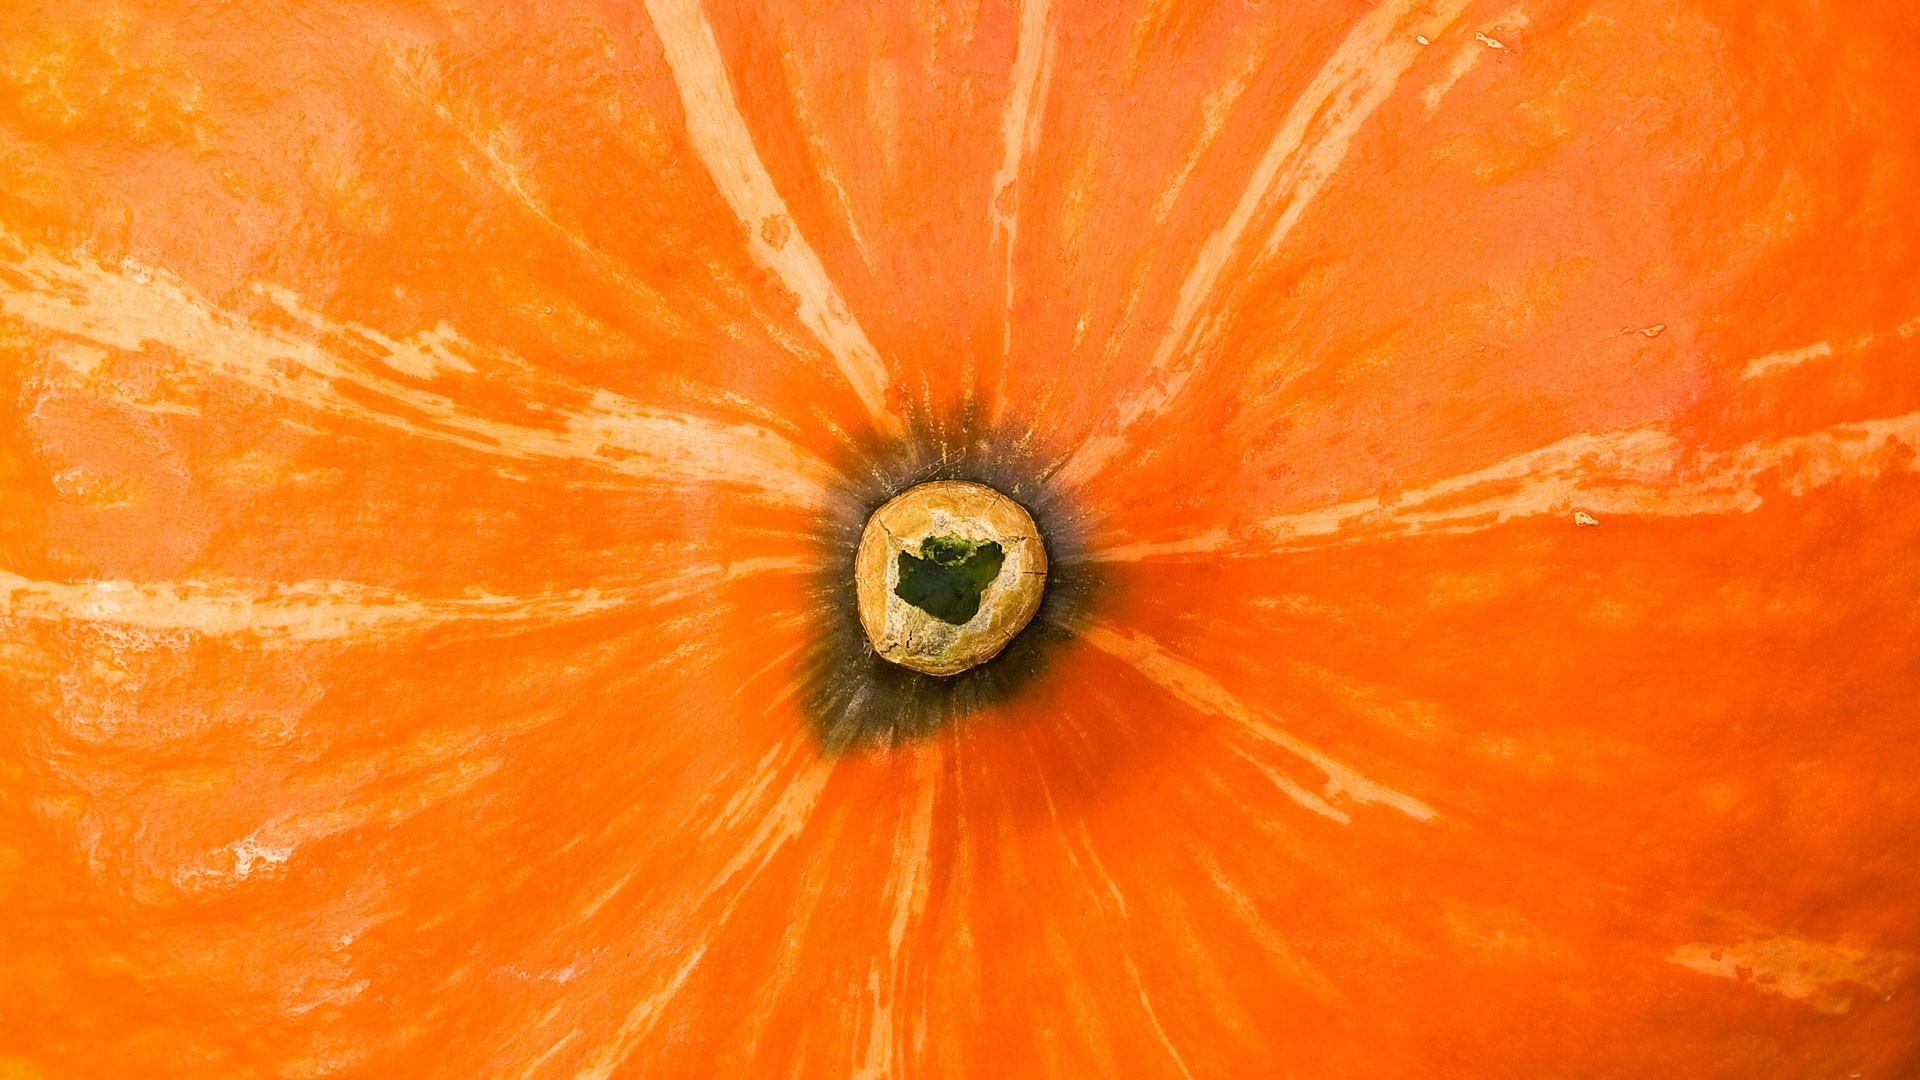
[3,1,1919,1076]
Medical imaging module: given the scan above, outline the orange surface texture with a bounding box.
[4,0,1920,1076]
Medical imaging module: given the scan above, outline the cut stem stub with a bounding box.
[855,480,1047,676]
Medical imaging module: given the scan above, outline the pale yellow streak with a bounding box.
[1074,528,1230,565]
[1037,774,1196,1079]
[108,639,720,899]
[387,54,693,342]
[988,0,1057,357]
[1079,622,1436,823]
[1421,10,1529,116]
[577,740,835,1080]
[0,570,634,642]
[1034,739,1221,1078]
[854,753,939,1080]
[1074,822,1129,918]
[1027,748,1180,1071]
[775,28,875,268]
[1192,848,1340,1002]
[642,0,903,437]
[1028,740,1131,919]
[1741,340,1834,380]
[1122,955,1198,1080]
[1244,412,1920,545]
[0,230,836,507]
[1150,41,1268,224]
[1056,0,1471,489]
[514,1031,579,1080]
[730,805,849,1066]
[1088,410,1920,561]
[0,559,808,642]
[178,748,511,890]
[1741,314,1920,379]
[1668,935,1911,1014]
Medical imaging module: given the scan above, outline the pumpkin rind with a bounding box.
[3,1,1920,1078]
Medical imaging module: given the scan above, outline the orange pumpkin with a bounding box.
[4,0,1919,1075]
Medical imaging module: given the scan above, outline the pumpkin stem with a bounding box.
[854,481,1047,676]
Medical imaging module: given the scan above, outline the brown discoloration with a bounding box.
[855,480,1047,676]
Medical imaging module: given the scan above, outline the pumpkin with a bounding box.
[3,0,1919,1075]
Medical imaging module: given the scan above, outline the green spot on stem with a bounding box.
[894,535,1006,625]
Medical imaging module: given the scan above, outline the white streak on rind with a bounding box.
[989,0,1056,356]
[642,0,903,437]
[1740,313,1920,380]
[1150,42,1267,225]
[1056,0,1470,489]
[1192,848,1340,1001]
[1066,529,1230,565]
[1421,10,1529,116]
[854,755,938,1080]
[393,72,692,339]
[1028,738,1196,1075]
[578,743,834,1080]
[1742,340,1834,380]
[1668,935,1911,1014]
[176,755,507,892]
[1087,410,1920,561]
[0,228,834,506]
[1080,622,1436,823]
[0,559,810,642]
[0,571,621,640]
[1122,955,1197,1080]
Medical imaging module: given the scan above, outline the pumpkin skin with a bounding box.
[4,0,1920,1075]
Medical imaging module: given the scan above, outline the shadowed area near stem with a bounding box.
[894,536,1006,624]
[802,415,1104,750]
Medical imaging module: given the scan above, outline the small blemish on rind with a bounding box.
[759,214,792,249]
